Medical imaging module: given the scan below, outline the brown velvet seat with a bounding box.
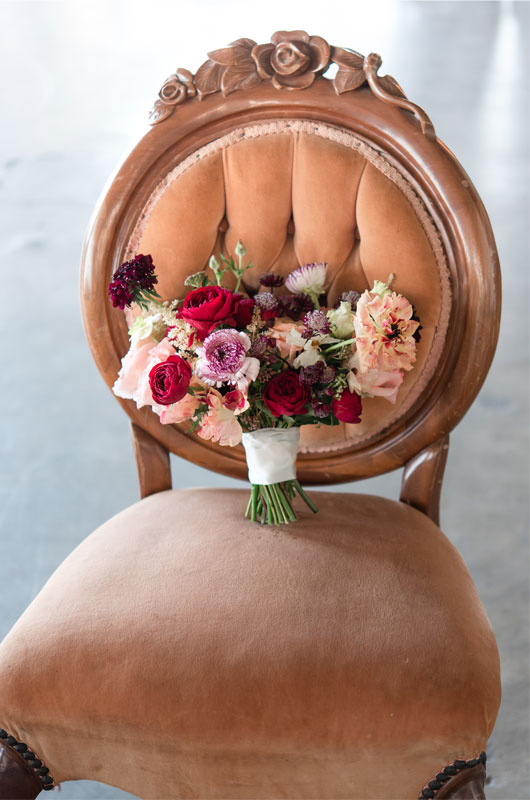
[0,490,499,799]
[0,31,501,800]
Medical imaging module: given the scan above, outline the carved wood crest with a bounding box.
[149,30,435,138]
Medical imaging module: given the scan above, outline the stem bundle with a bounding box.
[245,480,318,525]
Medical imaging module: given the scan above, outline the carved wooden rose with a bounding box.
[251,30,330,89]
[158,69,196,105]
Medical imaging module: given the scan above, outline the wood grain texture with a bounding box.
[400,434,450,526]
[131,422,172,498]
[80,35,501,497]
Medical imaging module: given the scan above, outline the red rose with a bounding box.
[176,286,251,340]
[235,297,255,327]
[332,389,362,423]
[263,371,310,418]
[149,355,192,405]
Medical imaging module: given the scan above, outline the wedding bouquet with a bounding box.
[108,244,420,524]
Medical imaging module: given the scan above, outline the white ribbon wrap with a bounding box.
[241,428,300,485]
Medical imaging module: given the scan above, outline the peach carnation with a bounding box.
[354,291,419,373]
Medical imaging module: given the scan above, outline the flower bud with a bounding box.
[209,255,221,271]
[235,241,246,256]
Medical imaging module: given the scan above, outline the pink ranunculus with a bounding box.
[159,392,200,425]
[269,319,305,363]
[196,329,259,390]
[197,393,243,446]
[354,290,420,373]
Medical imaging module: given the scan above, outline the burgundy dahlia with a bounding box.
[108,254,159,309]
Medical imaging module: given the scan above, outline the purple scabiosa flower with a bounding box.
[338,290,361,311]
[107,280,134,310]
[278,293,314,320]
[311,399,333,418]
[259,272,284,288]
[301,310,331,338]
[196,329,260,389]
[285,262,328,296]
[108,254,159,309]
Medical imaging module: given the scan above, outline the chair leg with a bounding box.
[0,740,42,799]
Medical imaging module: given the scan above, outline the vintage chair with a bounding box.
[0,31,501,800]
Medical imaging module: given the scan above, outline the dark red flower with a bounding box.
[235,297,255,327]
[332,389,362,423]
[259,272,284,288]
[176,286,250,340]
[278,293,314,320]
[263,371,310,418]
[108,254,158,309]
[149,356,192,405]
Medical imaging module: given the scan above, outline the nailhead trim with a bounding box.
[0,728,56,791]
[419,752,486,798]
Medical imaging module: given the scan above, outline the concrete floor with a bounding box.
[1,1,528,798]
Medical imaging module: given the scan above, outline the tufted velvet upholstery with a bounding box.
[128,121,450,451]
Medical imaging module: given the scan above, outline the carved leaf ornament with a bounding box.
[149,30,434,137]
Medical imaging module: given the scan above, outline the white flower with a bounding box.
[128,313,161,344]
[285,327,307,349]
[293,337,326,368]
[371,273,395,298]
[327,301,355,339]
[285,262,328,296]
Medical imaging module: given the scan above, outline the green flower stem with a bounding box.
[270,484,288,524]
[245,494,253,518]
[324,336,356,354]
[251,484,259,522]
[276,484,297,522]
[308,290,321,310]
[292,480,319,514]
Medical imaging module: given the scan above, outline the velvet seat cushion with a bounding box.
[0,489,500,799]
